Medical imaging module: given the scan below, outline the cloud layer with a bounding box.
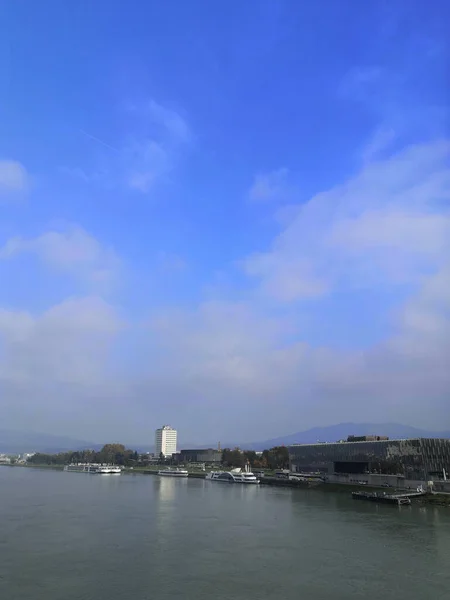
[72,99,191,194]
[0,160,29,196]
[245,141,450,300]
[0,226,120,290]
[1,134,448,442]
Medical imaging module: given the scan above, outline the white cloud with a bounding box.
[136,137,448,435]
[0,296,122,386]
[244,140,450,300]
[0,226,120,288]
[125,99,190,193]
[392,264,450,352]
[1,138,449,440]
[138,267,450,437]
[64,100,191,195]
[248,168,290,202]
[362,127,396,163]
[0,289,127,438]
[0,160,29,196]
[126,140,169,193]
[243,252,327,301]
[147,99,191,144]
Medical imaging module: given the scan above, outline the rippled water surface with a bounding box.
[1,467,449,600]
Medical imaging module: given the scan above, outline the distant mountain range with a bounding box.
[240,422,450,451]
[0,430,101,454]
[1,422,449,454]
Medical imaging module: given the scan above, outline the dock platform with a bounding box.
[352,491,412,505]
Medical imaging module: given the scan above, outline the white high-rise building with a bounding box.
[155,425,178,458]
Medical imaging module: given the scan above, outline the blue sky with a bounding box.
[0,1,449,444]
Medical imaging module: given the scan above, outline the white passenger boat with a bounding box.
[97,466,122,474]
[206,465,259,484]
[64,463,122,474]
[157,468,189,477]
[64,463,99,473]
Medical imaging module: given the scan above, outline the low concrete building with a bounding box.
[176,449,222,464]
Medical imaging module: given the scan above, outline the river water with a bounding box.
[1,467,449,600]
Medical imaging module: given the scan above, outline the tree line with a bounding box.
[27,444,139,467]
[27,443,290,470]
[221,446,289,470]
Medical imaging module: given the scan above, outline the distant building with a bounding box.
[347,435,389,442]
[176,448,222,464]
[288,438,450,481]
[155,425,177,458]
[138,453,158,465]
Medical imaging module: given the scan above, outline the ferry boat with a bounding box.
[64,463,99,473]
[64,463,122,474]
[206,466,259,484]
[157,468,189,477]
[97,466,122,474]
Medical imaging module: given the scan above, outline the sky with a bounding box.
[0,0,449,445]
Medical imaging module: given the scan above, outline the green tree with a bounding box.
[98,443,126,464]
[222,448,246,468]
[260,446,289,470]
[243,450,257,466]
[26,443,141,467]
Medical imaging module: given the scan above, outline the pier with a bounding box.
[351,491,426,505]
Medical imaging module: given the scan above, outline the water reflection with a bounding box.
[154,474,182,503]
[288,486,450,564]
[1,469,449,600]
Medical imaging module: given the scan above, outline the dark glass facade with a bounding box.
[177,449,222,464]
[288,438,450,480]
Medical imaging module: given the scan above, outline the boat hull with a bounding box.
[64,464,122,475]
[206,471,260,484]
[158,470,189,477]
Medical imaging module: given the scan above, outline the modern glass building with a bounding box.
[288,438,450,480]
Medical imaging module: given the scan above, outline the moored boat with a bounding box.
[157,468,189,477]
[64,463,99,473]
[97,466,122,474]
[64,463,122,474]
[206,465,259,484]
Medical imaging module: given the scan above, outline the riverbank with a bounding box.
[316,484,450,506]
[417,493,450,507]
[123,467,206,477]
[0,463,65,470]
[260,476,450,506]
[5,464,449,506]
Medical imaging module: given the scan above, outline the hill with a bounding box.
[0,429,100,454]
[2,422,448,455]
[240,422,450,450]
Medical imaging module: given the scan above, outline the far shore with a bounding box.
[3,463,449,506]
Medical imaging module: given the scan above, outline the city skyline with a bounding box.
[1,421,450,457]
[0,1,449,442]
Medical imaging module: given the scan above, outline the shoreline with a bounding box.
[4,464,449,506]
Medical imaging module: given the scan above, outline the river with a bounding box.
[1,467,449,600]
